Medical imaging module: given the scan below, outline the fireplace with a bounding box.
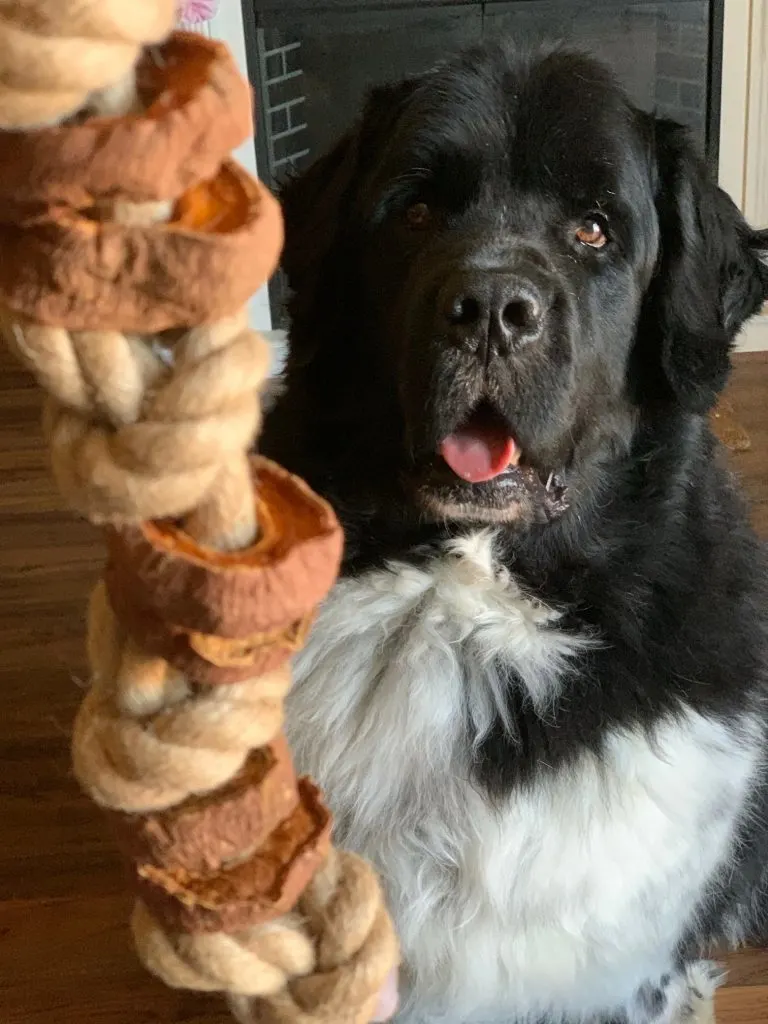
[240,0,732,332]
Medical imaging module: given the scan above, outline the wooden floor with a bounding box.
[1,356,768,1024]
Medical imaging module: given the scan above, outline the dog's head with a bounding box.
[275,44,768,531]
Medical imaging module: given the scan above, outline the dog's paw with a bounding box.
[630,961,723,1024]
[676,961,723,1024]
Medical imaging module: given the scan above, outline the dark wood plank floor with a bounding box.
[1,355,768,1023]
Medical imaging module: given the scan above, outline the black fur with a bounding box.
[262,43,768,950]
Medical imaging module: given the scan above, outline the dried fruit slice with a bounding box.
[136,779,332,933]
[111,735,299,874]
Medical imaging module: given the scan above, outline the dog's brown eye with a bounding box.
[406,202,431,229]
[575,217,608,248]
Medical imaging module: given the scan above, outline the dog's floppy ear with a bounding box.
[279,79,418,316]
[642,119,767,413]
[279,130,360,300]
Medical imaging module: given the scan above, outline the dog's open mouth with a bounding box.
[440,402,521,483]
[415,401,569,524]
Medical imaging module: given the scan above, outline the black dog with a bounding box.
[262,44,768,1024]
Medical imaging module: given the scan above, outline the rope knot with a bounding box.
[0,0,177,127]
[0,17,400,1023]
[6,311,272,543]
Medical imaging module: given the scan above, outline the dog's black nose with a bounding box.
[442,271,546,356]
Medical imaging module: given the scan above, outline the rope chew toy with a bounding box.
[0,4,398,1021]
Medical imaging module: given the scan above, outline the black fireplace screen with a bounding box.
[242,0,725,329]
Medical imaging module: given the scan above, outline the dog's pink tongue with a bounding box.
[440,419,519,483]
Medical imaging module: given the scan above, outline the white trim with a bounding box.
[180,3,273,332]
[720,0,768,351]
[734,314,768,352]
[744,0,768,224]
[719,1,751,210]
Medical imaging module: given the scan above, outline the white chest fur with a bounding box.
[287,532,759,1023]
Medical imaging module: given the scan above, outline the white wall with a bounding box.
[180,2,280,351]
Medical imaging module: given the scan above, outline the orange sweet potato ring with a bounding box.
[0,160,283,331]
[105,458,344,684]
[111,736,300,875]
[137,779,332,934]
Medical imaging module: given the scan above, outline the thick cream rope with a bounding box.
[76,581,290,811]
[37,310,265,547]
[0,0,177,126]
[0,3,397,1020]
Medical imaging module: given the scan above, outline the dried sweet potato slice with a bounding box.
[111,735,299,874]
[106,457,344,639]
[0,162,283,331]
[136,779,332,934]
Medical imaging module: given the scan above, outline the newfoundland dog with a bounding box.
[261,43,768,1024]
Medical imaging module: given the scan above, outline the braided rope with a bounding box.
[76,581,289,811]
[132,901,316,996]
[131,844,396,1012]
[3,296,397,1014]
[0,0,177,126]
[0,5,398,1020]
[35,310,266,547]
